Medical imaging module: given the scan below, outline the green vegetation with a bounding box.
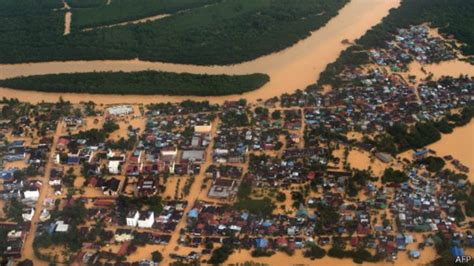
[34,200,88,253]
[275,191,286,202]
[380,122,441,153]
[233,197,275,217]
[381,168,408,184]
[0,0,62,16]
[466,185,474,217]
[327,245,382,264]
[314,203,340,232]
[0,0,348,64]
[369,106,474,155]
[71,0,220,29]
[66,0,106,8]
[3,198,25,223]
[0,71,269,96]
[251,249,275,257]
[209,244,234,265]
[421,156,445,172]
[303,243,326,259]
[233,179,275,216]
[151,251,163,263]
[117,195,163,214]
[318,0,474,86]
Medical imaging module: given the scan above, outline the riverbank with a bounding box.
[0,0,400,104]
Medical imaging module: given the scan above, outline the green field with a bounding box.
[0,0,349,64]
[0,71,270,96]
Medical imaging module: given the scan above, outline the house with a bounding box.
[4,143,26,161]
[137,177,158,196]
[23,189,40,201]
[208,179,239,199]
[194,124,212,134]
[22,208,35,221]
[55,220,70,233]
[375,152,393,163]
[115,229,134,242]
[107,105,133,116]
[413,149,429,160]
[160,147,178,157]
[67,153,80,165]
[181,150,205,164]
[126,210,139,227]
[108,160,121,174]
[0,168,18,180]
[0,119,10,129]
[57,137,70,151]
[64,117,83,129]
[100,178,121,196]
[409,250,420,259]
[138,211,154,228]
[40,209,51,222]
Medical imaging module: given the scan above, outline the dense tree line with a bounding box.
[0,0,62,16]
[318,0,474,86]
[386,122,441,152]
[0,0,348,64]
[66,0,106,9]
[0,71,269,96]
[71,0,221,29]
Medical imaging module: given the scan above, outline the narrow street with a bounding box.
[21,121,63,265]
[159,118,219,264]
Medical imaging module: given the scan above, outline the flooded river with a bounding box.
[0,0,400,104]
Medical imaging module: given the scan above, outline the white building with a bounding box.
[194,124,212,134]
[160,147,178,157]
[138,211,154,228]
[107,105,133,116]
[108,160,121,174]
[23,189,40,201]
[115,229,134,242]
[22,208,35,221]
[126,210,139,227]
[55,220,69,232]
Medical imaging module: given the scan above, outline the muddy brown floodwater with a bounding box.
[0,0,401,104]
[409,60,474,80]
[428,121,474,182]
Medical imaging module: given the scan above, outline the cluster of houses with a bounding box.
[123,201,187,233]
[1,224,29,259]
[370,25,456,68]
[0,23,472,264]
[206,165,243,200]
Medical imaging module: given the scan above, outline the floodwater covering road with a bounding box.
[0,0,401,104]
